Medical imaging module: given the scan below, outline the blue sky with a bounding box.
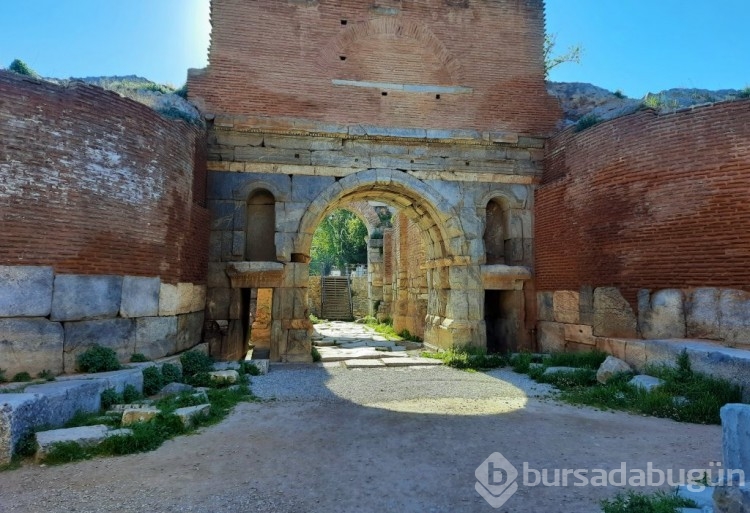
[0,1,747,98]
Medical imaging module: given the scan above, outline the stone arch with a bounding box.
[294,169,483,350]
[296,169,462,262]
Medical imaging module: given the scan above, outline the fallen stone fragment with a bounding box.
[174,404,211,428]
[121,407,161,426]
[596,356,633,384]
[35,425,133,461]
[628,375,665,391]
[209,370,240,384]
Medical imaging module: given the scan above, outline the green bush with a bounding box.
[180,351,214,377]
[100,388,122,410]
[575,114,601,132]
[12,372,32,383]
[8,59,38,78]
[311,347,321,363]
[185,372,213,388]
[122,384,142,403]
[77,345,121,373]
[161,363,182,384]
[130,353,149,363]
[142,366,164,396]
[738,87,750,99]
[0,368,6,383]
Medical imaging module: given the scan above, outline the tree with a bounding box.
[543,34,582,77]
[8,59,39,78]
[310,209,368,275]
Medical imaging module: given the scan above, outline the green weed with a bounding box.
[180,351,214,377]
[142,366,164,396]
[601,490,697,513]
[130,353,149,363]
[311,347,322,363]
[161,363,182,384]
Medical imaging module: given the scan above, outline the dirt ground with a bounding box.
[0,364,721,513]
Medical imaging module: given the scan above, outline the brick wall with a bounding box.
[0,71,209,284]
[536,100,750,305]
[189,0,560,135]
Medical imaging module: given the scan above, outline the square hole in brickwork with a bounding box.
[436,94,441,100]
[295,153,300,159]
[341,19,347,25]
[382,91,388,96]
[340,55,347,61]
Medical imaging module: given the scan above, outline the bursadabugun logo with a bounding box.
[475,452,519,509]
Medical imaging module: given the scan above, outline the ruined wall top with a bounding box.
[188,0,561,137]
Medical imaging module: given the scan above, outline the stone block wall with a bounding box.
[0,72,210,375]
[0,266,205,376]
[537,100,750,304]
[189,0,560,135]
[536,100,750,350]
[390,213,427,339]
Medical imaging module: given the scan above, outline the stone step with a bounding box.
[343,360,387,369]
[382,357,443,367]
[35,425,133,462]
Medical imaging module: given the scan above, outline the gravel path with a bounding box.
[1,362,721,513]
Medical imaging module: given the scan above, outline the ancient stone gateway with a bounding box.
[191,0,558,362]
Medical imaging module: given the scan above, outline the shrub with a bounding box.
[122,384,142,403]
[575,114,601,132]
[311,347,321,363]
[12,372,32,382]
[100,388,122,410]
[130,353,149,363]
[180,351,214,377]
[239,361,260,376]
[0,368,5,383]
[613,89,626,99]
[37,369,55,381]
[184,372,213,388]
[8,59,38,77]
[174,83,188,99]
[142,366,164,396]
[77,345,121,373]
[161,363,182,384]
[738,87,750,99]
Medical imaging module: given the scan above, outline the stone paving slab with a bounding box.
[317,347,409,362]
[382,357,443,367]
[35,425,133,461]
[343,360,387,369]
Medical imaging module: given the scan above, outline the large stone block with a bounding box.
[63,319,136,372]
[637,289,686,339]
[206,287,230,320]
[51,275,123,322]
[24,380,103,425]
[0,393,50,465]
[593,287,638,338]
[721,404,750,478]
[685,288,722,340]
[538,321,565,353]
[553,291,580,324]
[0,266,54,317]
[159,283,180,316]
[136,316,178,359]
[176,311,205,353]
[537,292,554,322]
[0,318,64,376]
[720,289,750,347]
[120,276,160,318]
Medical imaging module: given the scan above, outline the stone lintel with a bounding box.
[481,265,532,290]
[226,262,284,289]
[207,161,539,184]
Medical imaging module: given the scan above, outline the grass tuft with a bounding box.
[601,490,697,513]
[422,347,506,370]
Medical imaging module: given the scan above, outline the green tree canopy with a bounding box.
[310,209,368,275]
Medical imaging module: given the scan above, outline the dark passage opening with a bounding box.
[485,290,521,354]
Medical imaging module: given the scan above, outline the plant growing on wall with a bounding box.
[544,34,582,77]
[7,59,39,78]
